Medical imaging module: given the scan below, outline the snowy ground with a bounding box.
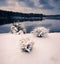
[0,33,60,64]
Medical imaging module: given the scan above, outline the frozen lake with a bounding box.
[0,19,60,33]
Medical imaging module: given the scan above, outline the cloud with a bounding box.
[0,0,16,6]
[0,0,60,15]
[0,0,60,10]
[39,0,60,9]
[48,0,60,9]
[18,0,35,8]
[39,0,54,9]
[0,0,7,6]
[18,0,60,9]
[0,0,59,11]
[18,0,43,8]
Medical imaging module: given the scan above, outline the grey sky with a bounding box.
[0,0,60,9]
[0,0,60,14]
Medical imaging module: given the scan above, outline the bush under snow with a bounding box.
[10,23,26,35]
[20,38,34,53]
[31,27,49,37]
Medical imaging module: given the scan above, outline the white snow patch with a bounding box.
[0,33,60,64]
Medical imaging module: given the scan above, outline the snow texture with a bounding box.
[31,27,49,37]
[0,33,60,64]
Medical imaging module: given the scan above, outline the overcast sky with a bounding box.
[0,0,60,14]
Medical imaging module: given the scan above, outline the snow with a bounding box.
[0,33,60,64]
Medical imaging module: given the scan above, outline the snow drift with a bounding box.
[0,33,60,64]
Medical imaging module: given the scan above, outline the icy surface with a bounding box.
[0,33,60,64]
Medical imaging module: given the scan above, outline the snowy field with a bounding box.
[0,33,60,64]
[0,19,60,64]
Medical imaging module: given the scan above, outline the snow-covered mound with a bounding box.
[31,27,49,37]
[0,33,60,64]
[20,38,34,53]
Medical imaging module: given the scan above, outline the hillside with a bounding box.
[0,10,60,25]
[0,10,43,25]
